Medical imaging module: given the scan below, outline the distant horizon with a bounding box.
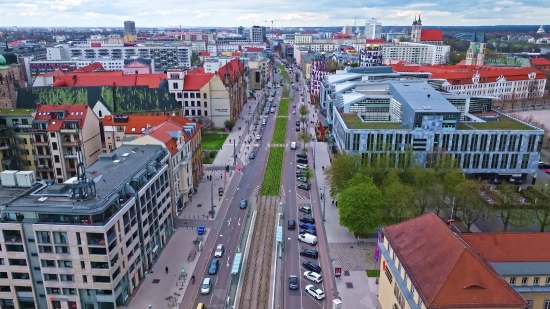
[0,25,548,30]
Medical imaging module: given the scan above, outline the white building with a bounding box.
[365,18,382,39]
[342,25,353,36]
[207,43,265,54]
[294,43,338,53]
[46,44,192,72]
[382,42,451,65]
[294,35,313,44]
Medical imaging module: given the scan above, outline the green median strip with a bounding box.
[278,98,290,116]
[261,147,285,196]
[273,118,288,144]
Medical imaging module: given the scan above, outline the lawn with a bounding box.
[458,116,536,130]
[278,98,291,116]
[366,270,380,277]
[260,147,285,196]
[273,118,288,144]
[201,133,228,150]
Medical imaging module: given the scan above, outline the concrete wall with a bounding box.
[208,75,231,127]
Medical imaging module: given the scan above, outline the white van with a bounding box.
[290,142,297,150]
[298,233,317,245]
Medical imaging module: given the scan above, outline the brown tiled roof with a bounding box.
[460,233,550,262]
[383,213,527,309]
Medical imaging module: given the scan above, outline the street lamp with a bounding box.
[320,186,326,222]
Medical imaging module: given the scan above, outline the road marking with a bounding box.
[238,218,241,226]
[227,218,231,226]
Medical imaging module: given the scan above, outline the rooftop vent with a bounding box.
[422,106,432,110]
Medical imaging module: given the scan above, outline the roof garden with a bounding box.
[341,114,406,130]
[458,116,537,131]
[0,109,34,115]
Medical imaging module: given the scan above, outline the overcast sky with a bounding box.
[1,0,548,28]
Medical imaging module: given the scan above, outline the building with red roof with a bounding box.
[390,63,547,100]
[102,114,202,195]
[410,16,444,44]
[31,104,102,182]
[530,57,550,74]
[74,62,105,73]
[378,213,528,309]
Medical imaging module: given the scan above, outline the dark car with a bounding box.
[288,220,296,230]
[297,153,308,159]
[299,222,315,230]
[296,170,305,176]
[240,199,248,209]
[289,275,299,290]
[300,228,316,236]
[299,216,315,224]
[297,158,308,164]
[296,121,300,126]
[302,261,322,273]
[297,183,310,191]
[249,153,255,160]
[296,126,300,132]
[208,258,219,275]
[300,248,319,259]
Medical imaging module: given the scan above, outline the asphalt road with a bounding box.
[281,65,330,309]
[182,80,282,308]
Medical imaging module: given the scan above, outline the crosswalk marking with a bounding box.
[280,184,286,197]
[251,184,261,197]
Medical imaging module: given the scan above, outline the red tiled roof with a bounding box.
[52,73,166,88]
[383,213,526,309]
[390,64,546,85]
[218,58,245,82]
[102,115,200,139]
[461,233,550,262]
[147,122,190,155]
[45,70,66,77]
[530,57,550,66]
[200,52,211,57]
[231,52,241,57]
[245,47,264,52]
[365,39,386,44]
[183,72,214,90]
[34,104,89,132]
[189,67,205,74]
[74,62,105,73]
[421,29,444,41]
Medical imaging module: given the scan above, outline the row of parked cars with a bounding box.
[200,244,226,295]
[296,152,310,190]
[287,210,326,300]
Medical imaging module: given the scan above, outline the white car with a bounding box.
[201,278,212,295]
[214,244,224,258]
[305,285,325,300]
[303,271,323,283]
[297,164,308,169]
[256,134,261,140]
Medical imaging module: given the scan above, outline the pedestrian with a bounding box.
[335,201,338,207]
[332,200,335,206]
[165,266,168,274]
[221,174,223,179]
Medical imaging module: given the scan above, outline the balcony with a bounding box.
[60,128,78,133]
[36,164,53,171]
[66,167,76,172]
[34,152,51,158]
[62,139,81,146]
[64,152,78,158]
[3,231,22,243]
[32,139,49,145]
[14,123,31,129]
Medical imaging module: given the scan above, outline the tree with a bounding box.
[398,36,406,42]
[195,116,215,132]
[494,183,531,231]
[530,181,550,232]
[326,59,339,72]
[324,152,361,197]
[455,180,487,232]
[299,105,309,118]
[297,131,312,152]
[338,177,384,235]
[224,119,235,131]
[303,168,314,186]
[191,53,201,66]
[409,167,438,216]
[295,72,299,82]
[381,170,415,224]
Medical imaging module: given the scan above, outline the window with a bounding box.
[204,102,207,107]
[58,261,72,268]
[172,83,179,89]
[509,277,516,285]
[204,111,208,116]
[521,277,528,285]
[534,277,540,285]
[41,260,55,267]
[546,277,550,285]
[98,110,103,117]
[44,273,58,281]
[524,300,532,309]
[203,93,207,99]
[411,285,415,294]
[544,300,550,309]
[50,132,56,137]
[52,142,58,150]
[177,93,182,98]
[54,155,60,163]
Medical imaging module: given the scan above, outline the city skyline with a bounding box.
[2,0,550,28]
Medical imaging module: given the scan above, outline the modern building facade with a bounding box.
[359,45,383,67]
[250,26,263,43]
[382,43,451,65]
[378,213,527,309]
[124,21,136,36]
[365,18,382,40]
[0,109,34,172]
[332,81,544,178]
[31,104,102,183]
[0,144,173,309]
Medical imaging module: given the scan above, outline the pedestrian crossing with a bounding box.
[296,193,310,200]
[280,184,285,197]
[252,184,261,197]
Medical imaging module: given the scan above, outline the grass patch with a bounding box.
[201,133,228,150]
[261,147,285,196]
[341,114,405,130]
[458,116,536,130]
[273,118,288,144]
[366,270,380,278]
[278,98,291,116]
[0,109,35,115]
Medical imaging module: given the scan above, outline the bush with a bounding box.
[261,147,285,196]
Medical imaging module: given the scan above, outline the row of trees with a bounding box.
[325,152,550,235]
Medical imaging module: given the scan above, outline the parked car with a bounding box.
[303,271,323,283]
[297,153,308,159]
[198,226,205,235]
[240,199,248,209]
[299,205,311,214]
[297,177,307,182]
[302,261,322,273]
[297,158,308,164]
[297,164,308,170]
[296,170,306,176]
[297,183,310,191]
[256,134,262,140]
[299,222,315,230]
[296,121,300,126]
[300,228,316,236]
[288,220,296,230]
[299,216,315,224]
[214,244,225,258]
[208,258,219,275]
[289,275,299,290]
[300,248,319,258]
[305,285,326,300]
[249,153,255,160]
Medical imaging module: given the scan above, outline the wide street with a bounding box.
[279,60,335,309]
[180,71,283,308]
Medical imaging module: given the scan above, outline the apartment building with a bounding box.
[294,35,313,44]
[31,105,102,183]
[0,144,172,309]
[381,43,451,65]
[27,59,125,81]
[248,57,271,89]
[293,43,337,53]
[0,110,34,173]
[378,213,526,309]
[101,114,202,195]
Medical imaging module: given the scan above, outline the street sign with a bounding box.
[181,267,185,272]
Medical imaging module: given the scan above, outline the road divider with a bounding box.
[260,147,285,196]
[272,118,288,144]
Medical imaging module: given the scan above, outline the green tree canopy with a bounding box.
[338,177,383,234]
[324,153,360,197]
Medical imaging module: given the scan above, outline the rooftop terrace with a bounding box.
[458,116,537,131]
[341,114,405,130]
[0,109,34,115]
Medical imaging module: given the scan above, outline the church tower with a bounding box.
[465,30,486,65]
[411,15,422,43]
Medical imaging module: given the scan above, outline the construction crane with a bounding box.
[265,20,281,38]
